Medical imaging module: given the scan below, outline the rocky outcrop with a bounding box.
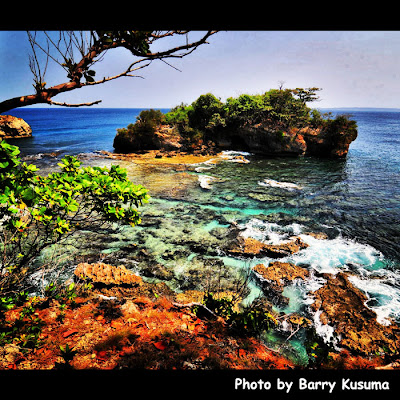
[310,272,400,355]
[253,262,310,286]
[113,123,218,155]
[74,262,176,300]
[301,125,358,158]
[113,124,182,153]
[74,262,142,286]
[0,115,32,139]
[227,236,309,258]
[213,124,307,156]
[114,118,357,158]
[253,262,309,306]
[212,123,357,158]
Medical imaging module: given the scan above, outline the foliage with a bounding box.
[304,327,335,367]
[201,292,278,337]
[0,293,43,350]
[224,93,270,126]
[164,87,321,135]
[59,343,77,366]
[115,109,166,149]
[44,281,78,305]
[325,113,358,137]
[164,103,191,128]
[0,140,149,291]
[162,87,358,146]
[187,93,225,130]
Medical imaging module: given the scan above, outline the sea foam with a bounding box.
[258,178,302,191]
[240,218,400,324]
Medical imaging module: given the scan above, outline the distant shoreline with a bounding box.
[7,106,400,113]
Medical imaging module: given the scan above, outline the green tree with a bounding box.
[187,93,225,130]
[224,93,270,126]
[291,87,321,104]
[0,140,149,292]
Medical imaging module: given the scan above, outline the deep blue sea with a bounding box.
[5,107,400,364]
[7,108,168,155]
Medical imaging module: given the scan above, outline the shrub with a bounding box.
[325,114,358,137]
[187,93,225,131]
[224,93,270,127]
[115,109,165,150]
[0,293,43,350]
[201,292,277,337]
[0,140,149,292]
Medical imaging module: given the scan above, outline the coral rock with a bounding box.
[252,262,309,306]
[228,236,308,258]
[253,262,309,288]
[311,272,400,355]
[74,262,142,286]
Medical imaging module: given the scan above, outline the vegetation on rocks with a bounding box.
[113,88,358,157]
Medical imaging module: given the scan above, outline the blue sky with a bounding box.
[1,30,400,109]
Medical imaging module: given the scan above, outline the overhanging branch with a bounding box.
[0,30,218,114]
[47,99,102,107]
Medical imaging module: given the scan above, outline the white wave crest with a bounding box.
[198,175,219,190]
[258,178,302,191]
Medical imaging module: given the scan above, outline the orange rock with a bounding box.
[62,329,79,338]
[74,262,142,286]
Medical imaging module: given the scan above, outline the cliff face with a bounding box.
[212,123,358,158]
[0,115,32,139]
[114,121,357,158]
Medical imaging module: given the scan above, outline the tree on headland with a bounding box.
[0,31,217,114]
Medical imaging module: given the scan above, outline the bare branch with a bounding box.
[84,59,151,86]
[47,99,102,107]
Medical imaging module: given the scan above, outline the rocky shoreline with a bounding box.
[113,121,357,159]
[2,256,397,370]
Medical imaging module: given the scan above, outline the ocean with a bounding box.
[5,107,400,364]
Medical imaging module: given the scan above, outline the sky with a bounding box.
[0,30,400,109]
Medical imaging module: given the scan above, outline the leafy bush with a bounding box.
[325,114,358,137]
[201,292,277,337]
[224,93,270,126]
[0,140,149,292]
[163,87,321,137]
[164,103,191,128]
[187,93,225,130]
[0,293,43,349]
[115,109,165,150]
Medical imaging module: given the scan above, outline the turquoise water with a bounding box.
[6,107,400,364]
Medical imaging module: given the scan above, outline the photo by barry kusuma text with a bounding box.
[234,376,391,393]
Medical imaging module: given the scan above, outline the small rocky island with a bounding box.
[113,88,358,158]
[0,115,32,139]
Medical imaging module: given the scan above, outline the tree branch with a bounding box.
[0,31,218,114]
[47,99,102,107]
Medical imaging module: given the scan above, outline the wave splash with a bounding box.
[258,178,303,191]
[240,218,400,327]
